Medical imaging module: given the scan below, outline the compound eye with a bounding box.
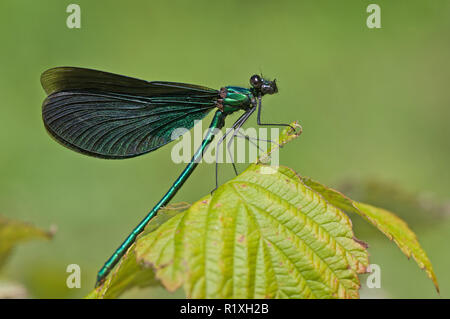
[250,74,262,88]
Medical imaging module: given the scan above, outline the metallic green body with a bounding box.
[222,86,254,114]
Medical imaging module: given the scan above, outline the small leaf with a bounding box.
[257,122,303,164]
[0,215,53,270]
[135,163,369,299]
[301,177,439,292]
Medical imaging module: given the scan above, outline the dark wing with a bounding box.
[41,67,217,96]
[41,67,219,159]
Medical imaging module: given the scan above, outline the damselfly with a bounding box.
[40,67,292,286]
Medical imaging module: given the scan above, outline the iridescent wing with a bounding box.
[41,67,219,159]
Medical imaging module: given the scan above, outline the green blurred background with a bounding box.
[0,0,449,298]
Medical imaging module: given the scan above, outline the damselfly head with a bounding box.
[250,74,278,96]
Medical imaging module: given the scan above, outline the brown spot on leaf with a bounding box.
[353,236,369,249]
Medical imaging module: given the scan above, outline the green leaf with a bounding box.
[90,122,371,299]
[88,121,437,298]
[301,177,439,292]
[135,163,369,298]
[0,215,53,270]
